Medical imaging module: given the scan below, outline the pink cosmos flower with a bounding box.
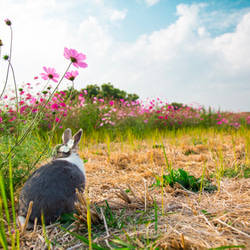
[40,67,60,83]
[65,71,79,81]
[30,97,37,105]
[55,117,61,123]
[51,103,59,110]
[64,47,88,68]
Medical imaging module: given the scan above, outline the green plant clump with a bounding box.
[223,165,250,178]
[152,168,217,193]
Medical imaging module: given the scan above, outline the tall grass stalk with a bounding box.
[119,132,124,152]
[8,147,19,249]
[106,133,110,162]
[0,197,8,250]
[154,197,158,232]
[41,212,51,250]
[243,129,250,165]
[199,160,207,203]
[161,138,171,215]
[0,172,10,250]
[213,144,224,199]
[162,143,173,180]
[230,131,237,171]
[127,129,134,152]
[157,150,163,216]
[86,189,92,250]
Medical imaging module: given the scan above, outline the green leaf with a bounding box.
[112,235,136,249]
[59,226,108,250]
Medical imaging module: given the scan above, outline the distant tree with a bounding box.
[171,102,185,110]
[127,93,139,102]
[58,82,139,103]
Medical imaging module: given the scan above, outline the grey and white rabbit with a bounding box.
[18,128,86,229]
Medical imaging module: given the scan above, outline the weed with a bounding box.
[152,168,217,193]
[94,201,126,230]
[223,165,250,178]
[184,149,196,155]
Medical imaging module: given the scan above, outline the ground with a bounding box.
[11,132,250,249]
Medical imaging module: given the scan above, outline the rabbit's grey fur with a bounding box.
[18,128,85,228]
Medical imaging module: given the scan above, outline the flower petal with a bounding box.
[77,61,88,68]
[76,53,86,61]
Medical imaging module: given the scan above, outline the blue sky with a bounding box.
[113,0,250,40]
[1,0,250,111]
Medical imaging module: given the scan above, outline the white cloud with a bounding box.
[212,12,250,72]
[108,9,127,22]
[77,16,113,56]
[144,0,160,7]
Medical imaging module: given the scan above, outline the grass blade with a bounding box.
[59,226,108,250]
[154,197,158,232]
[86,189,92,250]
[208,245,246,249]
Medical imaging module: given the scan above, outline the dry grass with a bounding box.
[13,133,250,249]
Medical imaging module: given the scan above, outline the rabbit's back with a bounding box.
[18,160,85,224]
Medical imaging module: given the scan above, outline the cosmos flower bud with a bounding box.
[0,39,3,46]
[4,19,11,26]
[3,55,9,60]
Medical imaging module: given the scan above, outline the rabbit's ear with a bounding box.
[73,129,83,148]
[62,128,72,145]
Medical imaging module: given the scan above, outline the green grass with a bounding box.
[223,165,250,178]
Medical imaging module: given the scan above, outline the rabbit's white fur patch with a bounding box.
[17,215,34,230]
[59,152,85,175]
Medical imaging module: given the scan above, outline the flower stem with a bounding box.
[52,80,75,131]
[1,61,73,169]
[0,26,13,100]
[8,60,20,142]
[17,80,75,184]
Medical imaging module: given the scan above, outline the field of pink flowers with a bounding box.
[1,80,250,136]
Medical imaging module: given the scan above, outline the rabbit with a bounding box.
[17,128,86,229]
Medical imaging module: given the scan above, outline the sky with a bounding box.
[0,0,250,112]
